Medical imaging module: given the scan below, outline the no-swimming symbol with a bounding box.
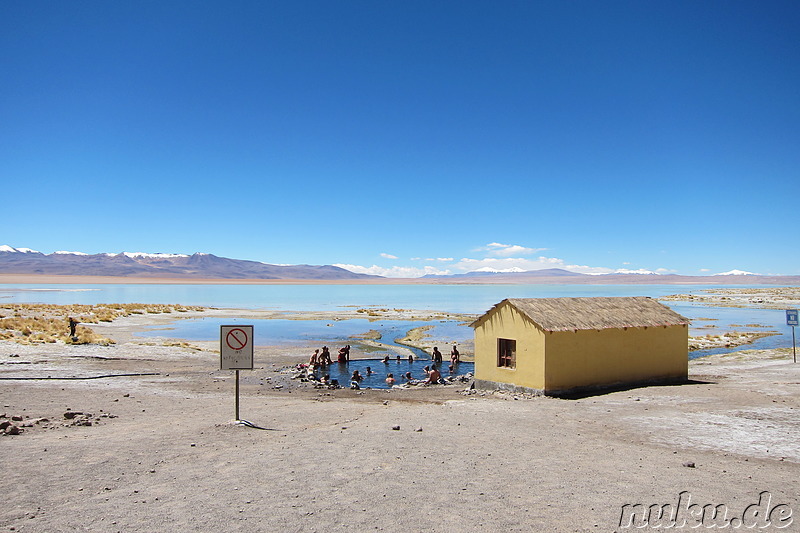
[226,328,248,351]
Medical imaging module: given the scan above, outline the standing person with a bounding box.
[432,346,442,365]
[338,345,350,363]
[68,317,78,338]
[450,345,460,365]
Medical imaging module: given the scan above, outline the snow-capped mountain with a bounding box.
[0,245,377,280]
[714,269,759,276]
[0,245,40,254]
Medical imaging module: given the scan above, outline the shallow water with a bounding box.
[669,303,792,358]
[0,282,764,313]
[137,316,472,349]
[3,282,797,356]
[307,358,474,390]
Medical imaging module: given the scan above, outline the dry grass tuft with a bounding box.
[0,303,204,346]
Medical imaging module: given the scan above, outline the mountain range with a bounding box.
[421,268,800,285]
[0,246,376,280]
[2,246,799,284]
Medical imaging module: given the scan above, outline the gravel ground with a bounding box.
[1,310,798,532]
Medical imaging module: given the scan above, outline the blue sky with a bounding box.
[2,1,798,277]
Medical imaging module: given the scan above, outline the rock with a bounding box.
[682,461,696,468]
[4,425,21,435]
[11,415,23,421]
[0,421,10,431]
[391,425,401,431]
[415,427,423,432]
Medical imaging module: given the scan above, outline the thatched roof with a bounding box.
[471,297,689,332]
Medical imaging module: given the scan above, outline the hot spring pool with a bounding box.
[303,357,473,389]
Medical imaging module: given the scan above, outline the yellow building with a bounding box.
[471,297,689,396]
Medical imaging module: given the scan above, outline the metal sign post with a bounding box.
[787,310,798,363]
[220,325,254,421]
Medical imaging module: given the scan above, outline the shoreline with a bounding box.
[0,299,781,358]
[662,286,800,309]
[2,273,800,285]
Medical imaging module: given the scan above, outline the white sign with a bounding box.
[788,310,799,327]
[220,325,254,370]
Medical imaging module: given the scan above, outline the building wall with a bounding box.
[473,302,546,390]
[543,324,688,393]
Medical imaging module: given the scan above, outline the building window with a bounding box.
[498,338,516,368]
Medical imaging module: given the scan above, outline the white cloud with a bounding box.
[612,268,659,275]
[454,256,608,274]
[476,243,545,257]
[346,247,676,279]
[334,263,451,278]
[473,266,527,273]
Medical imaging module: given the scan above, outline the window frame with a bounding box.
[497,338,516,368]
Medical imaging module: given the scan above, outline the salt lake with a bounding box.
[0,282,796,359]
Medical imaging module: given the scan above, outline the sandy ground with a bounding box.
[1,311,799,532]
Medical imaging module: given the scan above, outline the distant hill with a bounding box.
[3,246,799,285]
[0,246,378,281]
[421,268,800,285]
[423,268,587,279]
